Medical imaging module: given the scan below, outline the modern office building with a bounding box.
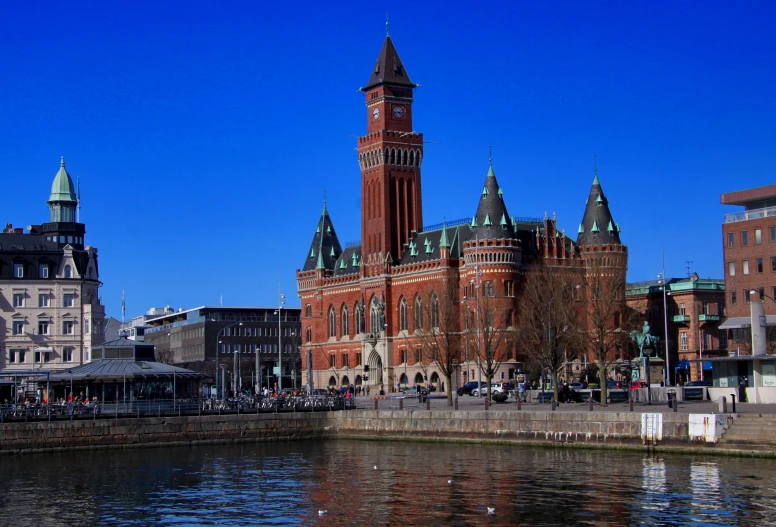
[0,157,105,372]
[720,184,776,353]
[143,306,301,394]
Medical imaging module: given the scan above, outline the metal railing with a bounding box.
[724,206,776,223]
[0,395,355,423]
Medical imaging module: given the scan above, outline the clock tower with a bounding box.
[358,35,423,263]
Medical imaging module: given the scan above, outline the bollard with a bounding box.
[454,397,458,411]
[374,399,378,410]
[426,399,430,411]
[551,399,557,411]
[719,396,727,413]
[399,399,403,411]
[588,397,593,411]
[730,394,736,413]
[517,398,521,411]
[485,398,489,411]
[629,398,634,412]
[673,394,678,413]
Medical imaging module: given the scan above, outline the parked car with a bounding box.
[403,386,428,396]
[568,382,585,392]
[685,380,711,387]
[490,382,514,394]
[457,381,481,396]
[629,381,647,389]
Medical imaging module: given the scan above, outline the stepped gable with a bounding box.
[302,201,342,272]
[468,163,518,241]
[577,168,622,246]
[362,36,416,91]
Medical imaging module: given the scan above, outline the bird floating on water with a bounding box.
[318,510,328,516]
[487,507,495,515]
[447,480,454,484]
[374,466,378,470]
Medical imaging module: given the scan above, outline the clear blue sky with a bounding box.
[2,1,774,318]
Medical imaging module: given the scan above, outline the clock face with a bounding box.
[392,106,404,118]
[372,107,380,120]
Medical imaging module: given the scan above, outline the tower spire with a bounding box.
[593,154,599,185]
[386,11,389,36]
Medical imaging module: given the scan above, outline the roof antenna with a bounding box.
[685,260,693,278]
[77,173,81,223]
[386,11,390,36]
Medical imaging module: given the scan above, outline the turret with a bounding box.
[302,200,342,273]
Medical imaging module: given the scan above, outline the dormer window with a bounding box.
[39,264,49,278]
[64,265,72,278]
[13,263,23,278]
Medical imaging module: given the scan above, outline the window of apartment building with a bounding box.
[63,321,74,335]
[756,228,762,245]
[13,293,24,307]
[401,349,407,363]
[62,348,73,362]
[505,281,514,297]
[772,256,776,272]
[719,331,727,349]
[731,290,737,305]
[13,263,23,278]
[38,321,49,335]
[34,350,50,363]
[758,258,764,273]
[679,303,686,315]
[704,332,712,350]
[728,262,735,276]
[742,231,748,246]
[771,226,776,242]
[9,349,25,363]
[63,293,74,307]
[39,264,48,278]
[39,294,49,307]
[758,287,765,302]
[743,260,750,275]
[745,290,751,304]
[329,354,336,368]
[13,321,24,335]
[680,332,688,350]
[727,232,734,248]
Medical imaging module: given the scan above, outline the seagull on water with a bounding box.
[318,510,328,516]
[374,465,378,470]
[487,507,495,515]
[447,480,454,484]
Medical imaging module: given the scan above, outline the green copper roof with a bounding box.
[483,214,492,227]
[578,223,584,233]
[439,221,450,248]
[591,221,600,233]
[48,156,77,203]
[470,216,477,228]
[596,194,603,204]
[607,220,614,232]
[500,213,507,226]
[482,187,489,196]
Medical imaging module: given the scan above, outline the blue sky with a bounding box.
[2,1,774,317]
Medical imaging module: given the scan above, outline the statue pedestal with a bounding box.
[639,356,664,386]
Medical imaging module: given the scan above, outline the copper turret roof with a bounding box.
[577,169,622,246]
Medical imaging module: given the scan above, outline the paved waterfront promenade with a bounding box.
[353,395,776,415]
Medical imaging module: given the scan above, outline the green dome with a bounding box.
[48,156,77,203]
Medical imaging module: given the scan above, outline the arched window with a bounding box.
[305,304,312,318]
[341,305,349,336]
[431,292,439,329]
[414,372,424,384]
[484,282,494,297]
[329,307,336,338]
[341,376,350,386]
[370,295,384,333]
[306,328,312,343]
[399,297,408,331]
[415,296,423,330]
[64,265,72,278]
[399,373,408,385]
[329,376,337,386]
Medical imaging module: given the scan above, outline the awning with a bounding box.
[719,317,751,329]
[675,360,691,370]
[703,361,713,371]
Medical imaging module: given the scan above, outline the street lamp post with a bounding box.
[276,293,285,393]
[216,321,242,398]
[658,269,671,386]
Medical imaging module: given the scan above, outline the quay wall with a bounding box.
[0,410,705,454]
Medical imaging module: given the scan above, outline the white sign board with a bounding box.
[762,363,776,387]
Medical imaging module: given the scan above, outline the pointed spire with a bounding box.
[302,197,343,272]
[593,154,600,185]
[577,164,622,246]
[439,219,450,248]
[48,156,77,222]
[362,35,415,91]
[470,161,516,241]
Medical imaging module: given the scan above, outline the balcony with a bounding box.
[724,206,776,224]
[698,314,720,322]
[672,315,690,323]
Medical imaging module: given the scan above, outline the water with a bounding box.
[1,441,775,526]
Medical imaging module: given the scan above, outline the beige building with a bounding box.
[0,157,105,372]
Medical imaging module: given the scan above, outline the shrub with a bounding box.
[492,392,508,403]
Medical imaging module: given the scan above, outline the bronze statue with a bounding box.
[630,321,658,358]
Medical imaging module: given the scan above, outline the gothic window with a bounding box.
[306,328,312,343]
[341,305,349,336]
[431,293,439,329]
[330,355,336,368]
[399,297,408,331]
[370,295,384,333]
[305,304,312,318]
[329,307,336,338]
[484,282,494,297]
[409,150,415,166]
[505,281,514,297]
[415,296,423,330]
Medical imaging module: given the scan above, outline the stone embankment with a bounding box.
[1,409,774,456]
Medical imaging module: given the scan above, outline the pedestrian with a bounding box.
[518,381,526,402]
[366,385,370,396]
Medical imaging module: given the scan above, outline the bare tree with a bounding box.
[464,286,512,402]
[572,256,638,404]
[155,347,175,365]
[415,277,462,406]
[514,268,579,402]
